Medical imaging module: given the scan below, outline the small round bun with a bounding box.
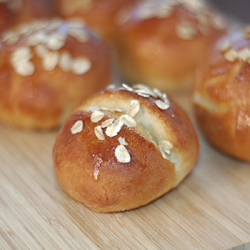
[115,0,228,93]
[193,26,250,162]
[0,0,56,32]
[55,0,137,42]
[0,19,112,130]
[53,84,199,212]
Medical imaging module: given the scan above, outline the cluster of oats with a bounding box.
[3,19,92,76]
[121,83,170,110]
[70,84,174,164]
[220,36,250,64]
[127,0,226,40]
[90,98,139,163]
[121,84,173,160]
[0,0,22,13]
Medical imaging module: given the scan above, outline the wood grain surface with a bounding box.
[0,92,250,250]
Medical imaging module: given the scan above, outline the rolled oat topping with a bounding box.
[94,126,105,141]
[91,111,105,123]
[115,145,131,163]
[120,115,137,128]
[122,83,134,92]
[176,21,197,40]
[128,100,140,118]
[106,119,124,138]
[219,40,231,52]
[43,51,60,71]
[71,57,91,75]
[224,49,242,63]
[71,120,83,134]
[88,107,100,112]
[10,47,34,75]
[59,51,72,71]
[134,84,158,98]
[237,48,250,62]
[210,14,227,30]
[101,118,115,128]
[15,62,35,76]
[220,28,250,64]
[155,100,170,110]
[35,45,49,58]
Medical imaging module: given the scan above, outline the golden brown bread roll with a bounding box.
[114,0,228,93]
[0,19,112,130]
[193,26,250,162]
[53,84,199,212]
[55,0,137,43]
[0,0,56,32]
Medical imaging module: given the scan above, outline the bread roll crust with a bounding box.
[53,85,199,212]
[0,0,56,32]
[0,20,112,130]
[0,2,16,32]
[54,112,176,211]
[193,28,250,162]
[55,0,137,42]
[13,0,56,25]
[115,0,227,93]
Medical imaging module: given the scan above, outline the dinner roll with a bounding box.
[53,84,199,212]
[193,26,250,162]
[0,19,112,130]
[55,0,137,43]
[115,0,228,93]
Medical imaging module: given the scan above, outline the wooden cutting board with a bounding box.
[0,92,250,250]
